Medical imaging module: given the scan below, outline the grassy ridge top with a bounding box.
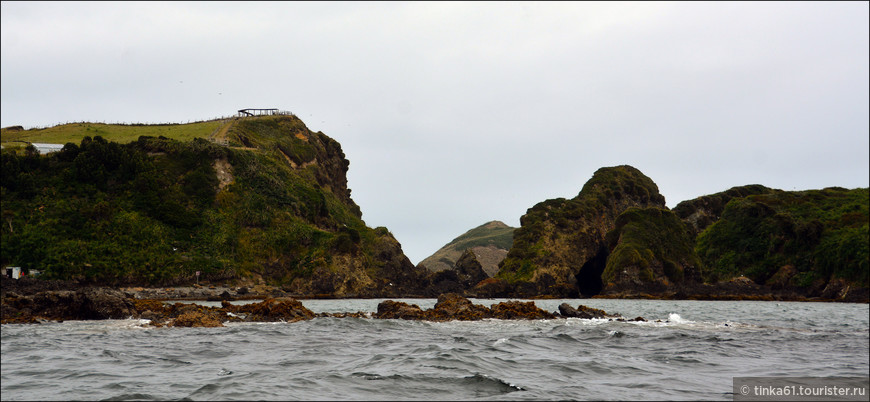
[446,221,515,252]
[1,120,224,147]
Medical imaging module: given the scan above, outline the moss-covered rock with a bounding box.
[600,207,701,296]
[496,165,666,297]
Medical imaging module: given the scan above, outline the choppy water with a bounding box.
[2,299,868,401]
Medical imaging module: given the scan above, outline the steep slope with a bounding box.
[0,115,430,297]
[496,165,666,297]
[600,207,702,296]
[419,220,515,277]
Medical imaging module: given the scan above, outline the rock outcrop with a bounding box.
[373,293,558,321]
[1,285,135,323]
[557,303,609,319]
[428,249,491,296]
[497,165,667,297]
[599,207,702,296]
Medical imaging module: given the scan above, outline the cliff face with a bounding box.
[600,207,702,296]
[497,165,666,297]
[0,115,430,297]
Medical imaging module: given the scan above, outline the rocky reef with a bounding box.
[1,280,628,326]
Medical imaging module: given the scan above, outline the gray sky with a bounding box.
[2,1,869,264]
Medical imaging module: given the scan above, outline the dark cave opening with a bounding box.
[575,246,608,297]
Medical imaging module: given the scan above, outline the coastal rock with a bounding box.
[498,165,667,298]
[207,290,235,302]
[81,288,136,319]
[376,294,563,321]
[490,300,555,320]
[431,293,491,320]
[473,278,513,298]
[237,298,316,322]
[171,311,224,327]
[375,300,425,320]
[427,251,492,296]
[454,250,490,289]
[557,303,609,319]
[0,287,135,323]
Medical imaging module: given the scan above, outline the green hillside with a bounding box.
[1,115,429,296]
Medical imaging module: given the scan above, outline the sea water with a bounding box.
[1,299,868,400]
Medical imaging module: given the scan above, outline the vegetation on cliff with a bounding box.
[673,184,780,238]
[695,187,869,290]
[491,164,867,301]
[602,207,701,293]
[1,116,427,296]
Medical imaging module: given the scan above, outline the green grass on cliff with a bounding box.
[1,121,223,147]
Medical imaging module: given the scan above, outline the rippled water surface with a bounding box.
[2,299,868,400]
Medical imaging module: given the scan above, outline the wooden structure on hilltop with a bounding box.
[237,108,293,117]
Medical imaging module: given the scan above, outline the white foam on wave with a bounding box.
[667,313,692,324]
[493,338,508,346]
[561,317,610,327]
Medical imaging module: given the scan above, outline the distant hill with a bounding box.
[419,221,515,277]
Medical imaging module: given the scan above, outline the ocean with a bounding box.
[1,299,868,401]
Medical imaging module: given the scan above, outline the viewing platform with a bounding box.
[237,108,294,117]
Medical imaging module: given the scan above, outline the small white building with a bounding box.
[5,266,21,279]
[31,143,65,154]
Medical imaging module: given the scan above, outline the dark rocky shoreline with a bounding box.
[2,275,866,326]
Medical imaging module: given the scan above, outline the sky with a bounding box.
[2,1,869,264]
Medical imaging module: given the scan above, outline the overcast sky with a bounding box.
[2,1,868,264]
